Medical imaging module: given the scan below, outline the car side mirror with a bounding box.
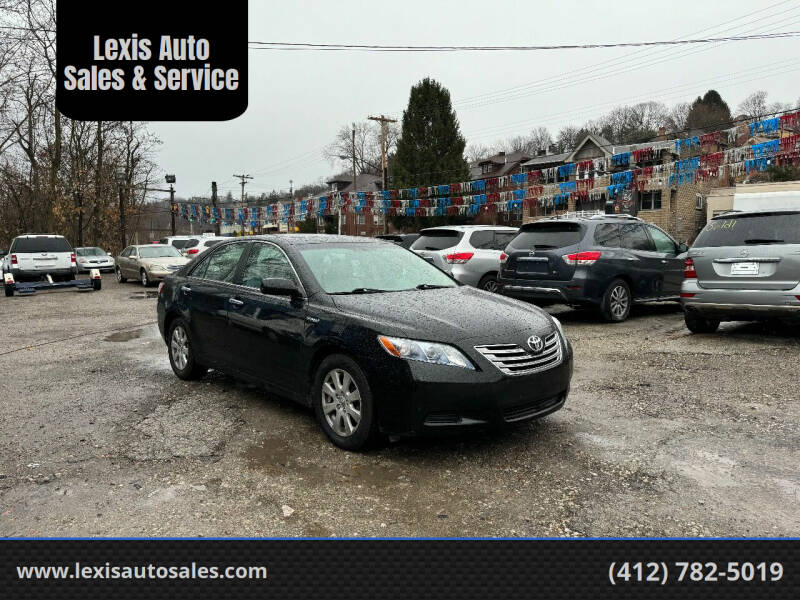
[260,277,300,298]
[678,243,688,253]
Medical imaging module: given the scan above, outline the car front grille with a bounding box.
[502,394,564,422]
[166,265,181,271]
[474,332,562,376]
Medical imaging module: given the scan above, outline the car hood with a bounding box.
[330,286,554,343]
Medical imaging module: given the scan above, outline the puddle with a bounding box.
[104,329,143,342]
[129,291,159,299]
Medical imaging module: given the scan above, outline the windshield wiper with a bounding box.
[744,238,784,244]
[331,287,389,295]
[415,284,452,290]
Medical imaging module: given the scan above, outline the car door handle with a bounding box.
[229,297,244,307]
[180,285,192,295]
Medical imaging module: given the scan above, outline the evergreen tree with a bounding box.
[390,78,470,188]
[685,90,732,133]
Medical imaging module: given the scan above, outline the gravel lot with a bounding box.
[1,275,798,537]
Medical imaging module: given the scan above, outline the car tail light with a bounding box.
[562,251,602,266]
[186,248,200,255]
[10,253,17,265]
[157,282,166,296]
[499,252,508,264]
[680,292,696,298]
[445,252,474,264]
[684,257,697,278]
[70,253,76,264]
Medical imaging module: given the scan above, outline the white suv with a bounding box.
[2,234,77,281]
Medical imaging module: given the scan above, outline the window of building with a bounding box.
[481,163,493,174]
[356,213,365,225]
[373,213,382,225]
[638,190,662,211]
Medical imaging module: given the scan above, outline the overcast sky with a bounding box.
[149,0,800,199]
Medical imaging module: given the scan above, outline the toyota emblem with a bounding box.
[527,335,544,353]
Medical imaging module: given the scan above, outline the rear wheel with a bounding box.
[116,267,127,283]
[313,354,377,451]
[167,319,207,380]
[600,278,631,322]
[478,273,500,293]
[684,312,720,334]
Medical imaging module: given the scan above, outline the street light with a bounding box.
[115,166,127,252]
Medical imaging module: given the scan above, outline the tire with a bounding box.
[4,285,13,297]
[92,278,102,291]
[167,318,207,380]
[684,312,720,334]
[600,278,632,322]
[140,269,149,287]
[116,267,127,283]
[478,273,500,293]
[312,354,377,451]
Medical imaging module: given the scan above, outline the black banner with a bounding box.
[2,539,798,599]
[55,1,248,121]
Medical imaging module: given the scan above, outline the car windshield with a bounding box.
[509,222,584,250]
[693,212,800,247]
[139,246,182,258]
[299,242,457,294]
[11,237,72,253]
[77,247,105,256]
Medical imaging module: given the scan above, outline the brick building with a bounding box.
[324,173,385,237]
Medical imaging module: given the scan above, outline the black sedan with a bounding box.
[156,235,573,450]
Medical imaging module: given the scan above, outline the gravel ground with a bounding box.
[0,275,798,537]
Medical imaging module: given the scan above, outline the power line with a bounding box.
[248,31,800,52]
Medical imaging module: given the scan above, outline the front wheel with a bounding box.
[116,267,127,283]
[313,354,377,451]
[600,278,632,322]
[478,273,500,293]
[140,269,150,287]
[167,319,207,380]
[684,312,720,334]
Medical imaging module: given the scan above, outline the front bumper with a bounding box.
[367,338,574,436]
[681,281,800,321]
[78,262,114,271]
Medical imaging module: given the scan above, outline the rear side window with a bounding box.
[693,212,800,247]
[494,232,517,250]
[509,222,583,250]
[411,230,464,251]
[468,230,494,249]
[203,240,223,248]
[619,224,654,251]
[11,237,72,253]
[594,224,621,247]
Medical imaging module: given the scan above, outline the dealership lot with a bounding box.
[0,276,798,537]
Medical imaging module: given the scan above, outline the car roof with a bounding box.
[711,208,800,219]
[419,225,518,232]
[15,233,67,238]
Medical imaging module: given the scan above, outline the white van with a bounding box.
[1,234,77,281]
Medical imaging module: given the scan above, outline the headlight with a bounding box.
[551,316,565,341]
[377,335,474,370]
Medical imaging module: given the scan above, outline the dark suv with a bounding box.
[499,215,688,321]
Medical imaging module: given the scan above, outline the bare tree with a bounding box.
[323,120,399,176]
[737,91,768,119]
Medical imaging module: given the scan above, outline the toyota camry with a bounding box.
[156,235,573,450]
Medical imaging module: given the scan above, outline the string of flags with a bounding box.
[173,111,800,227]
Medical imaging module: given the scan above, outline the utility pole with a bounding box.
[169,184,176,235]
[233,173,253,236]
[211,181,220,236]
[368,114,397,233]
[349,124,356,236]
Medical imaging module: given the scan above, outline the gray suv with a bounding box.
[410,225,518,291]
[681,209,800,333]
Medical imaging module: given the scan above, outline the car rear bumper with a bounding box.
[7,267,76,280]
[368,339,574,436]
[681,281,800,320]
[499,275,601,305]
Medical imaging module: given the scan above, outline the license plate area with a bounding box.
[517,256,549,274]
[731,262,759,275]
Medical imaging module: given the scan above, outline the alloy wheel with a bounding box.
[610,284,629,319]
[321,368,362,437]
[170,325,189,370]
[116,268,122,282]
[141,270,148,286]
[483,279,499,293]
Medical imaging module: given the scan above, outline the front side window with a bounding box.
[299,243,456,294]
[647,225,677,254]
[200,243,246,283]
[238,243,297,289]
